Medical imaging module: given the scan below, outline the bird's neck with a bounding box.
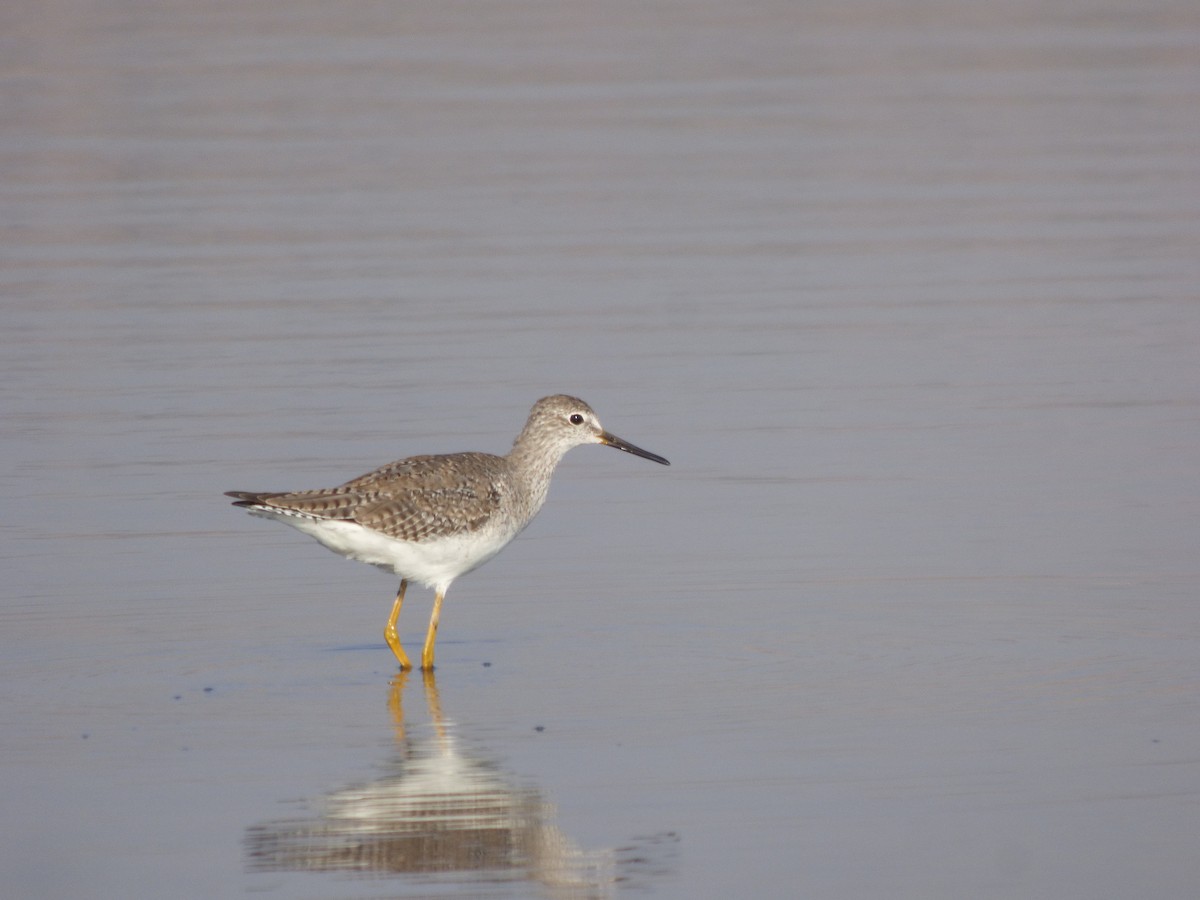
[506,428,571,500]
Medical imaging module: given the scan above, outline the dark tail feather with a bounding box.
[225,490,278,508]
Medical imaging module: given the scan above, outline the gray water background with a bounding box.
[3,1,1199,897]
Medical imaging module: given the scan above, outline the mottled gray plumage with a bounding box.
[227,452,507,543]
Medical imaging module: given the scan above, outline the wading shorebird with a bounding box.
[226,395,669,670]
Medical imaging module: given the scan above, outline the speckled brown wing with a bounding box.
[228,452,507,543]
[348,453,506,542]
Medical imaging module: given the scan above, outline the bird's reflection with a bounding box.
[245,672,615,897]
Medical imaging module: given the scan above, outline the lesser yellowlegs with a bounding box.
[226,395,669,670]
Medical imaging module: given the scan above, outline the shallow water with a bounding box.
[3,1,1199,897]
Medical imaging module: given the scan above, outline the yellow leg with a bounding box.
[384,580,412,671]
[421,589,445,671]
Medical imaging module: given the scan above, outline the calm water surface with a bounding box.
[3,1,1199,897]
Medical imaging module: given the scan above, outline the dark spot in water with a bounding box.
[534,725,545,732]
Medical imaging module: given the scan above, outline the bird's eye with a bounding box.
[569,414,585,425]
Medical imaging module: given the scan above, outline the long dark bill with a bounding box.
[600,431,670,466]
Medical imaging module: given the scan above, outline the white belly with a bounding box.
[251,510,519,592]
